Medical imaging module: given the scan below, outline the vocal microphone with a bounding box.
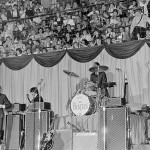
[116,68,122,71]
[145,61,150,69]
[38,79,43,85]
[26,94,31,103]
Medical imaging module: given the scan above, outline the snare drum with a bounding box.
[71,94,96,116]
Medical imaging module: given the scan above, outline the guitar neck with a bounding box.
[48,115,58,132]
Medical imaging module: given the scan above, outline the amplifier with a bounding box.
[98,107,130,150]
[25,111,53,150]
[13,103,26,111]
[28,102,51,111]
[104,97,126,107]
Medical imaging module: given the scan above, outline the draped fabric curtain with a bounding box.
[0,41,150,115]
[125,43,150,105]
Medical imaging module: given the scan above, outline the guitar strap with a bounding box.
[136,14,143,26]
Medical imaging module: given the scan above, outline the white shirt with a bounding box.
[130,14,150,33]
[63,19,75,26]
[81,34,92,42]
[6,1,17,7]
[139,0,150,16]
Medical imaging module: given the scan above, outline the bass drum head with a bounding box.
[71,94,90,116]
[71,94,96,116]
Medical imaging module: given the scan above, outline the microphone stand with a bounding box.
[37,79,43,150]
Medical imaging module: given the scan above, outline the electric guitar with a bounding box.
[40,114,58,150]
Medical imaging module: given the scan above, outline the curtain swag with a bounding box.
[0,39,150,70]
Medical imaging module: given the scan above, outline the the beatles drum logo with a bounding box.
[71,94,90,116]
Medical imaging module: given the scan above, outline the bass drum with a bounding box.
[71,94,97,116]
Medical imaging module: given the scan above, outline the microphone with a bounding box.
[38,79,43,85]
[116,68,122,71]
[26,94,31,103]
[145,61,150,69]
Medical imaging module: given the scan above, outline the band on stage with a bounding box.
[0,61,117,149]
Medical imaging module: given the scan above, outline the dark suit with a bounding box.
[31,94,43,103]
[0,93,12,141]
[7,10,13,20]
[90,72,109,96]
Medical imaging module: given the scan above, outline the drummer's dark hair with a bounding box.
[94,62,100,67]
[30,87,39,94]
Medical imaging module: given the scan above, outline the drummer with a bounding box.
[90,62,109,97]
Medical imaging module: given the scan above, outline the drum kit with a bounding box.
[63,65,116,116]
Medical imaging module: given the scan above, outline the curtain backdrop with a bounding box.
[0,39,149,71]
[0,41,150,116]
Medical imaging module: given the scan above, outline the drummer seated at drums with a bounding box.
[90,62,109,97]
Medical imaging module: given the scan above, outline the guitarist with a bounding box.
[27,87,43,103]
[0,85,12,144]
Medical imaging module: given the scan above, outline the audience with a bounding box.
[0,0,150,58]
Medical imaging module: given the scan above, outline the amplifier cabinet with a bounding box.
[25,111,53,150]
[13,103,26,112]
[5,114,24,150]
[28,102,51,111]
[104,97,126,107]
[98,106,130,150]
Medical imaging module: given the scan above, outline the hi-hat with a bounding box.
[89,66,108,73]
[63,70,79,78]
[103,82,116,88]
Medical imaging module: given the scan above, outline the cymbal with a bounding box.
[63,70,79,78]
[89,66,108,73]
[86,81,96,87]
[103,82,116,88]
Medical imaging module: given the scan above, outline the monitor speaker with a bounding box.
[5,114,24,150]
[25,111,52,150]
[98,107,130,150]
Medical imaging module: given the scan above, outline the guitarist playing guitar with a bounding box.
[40,114,58,150]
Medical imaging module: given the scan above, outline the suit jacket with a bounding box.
[31,94,43,103]
[90,72,109,96]
[90,72,107,88]
[0,93,12,118]
[7,10,13,20]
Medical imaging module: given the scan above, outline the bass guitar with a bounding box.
[40,114,58,150]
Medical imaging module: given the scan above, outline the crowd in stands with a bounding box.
[0,0,150,58]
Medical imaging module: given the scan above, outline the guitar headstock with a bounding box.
[53,114,59,120]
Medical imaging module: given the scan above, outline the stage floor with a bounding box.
[0,132,150,150]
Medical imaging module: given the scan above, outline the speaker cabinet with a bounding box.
[25,111,52,150]
[5,114,24,150]
[98,107,129,150]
